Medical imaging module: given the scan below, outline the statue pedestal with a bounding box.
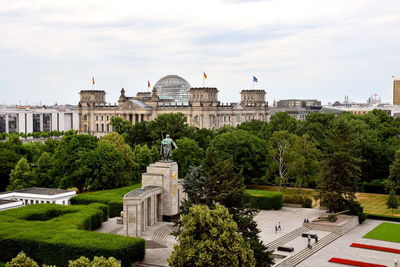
[142,161,179,217]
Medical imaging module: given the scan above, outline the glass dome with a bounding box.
[154,75,191,102]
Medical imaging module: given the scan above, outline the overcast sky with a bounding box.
[1,0,400,106]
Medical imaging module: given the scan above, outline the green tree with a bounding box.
[79,142,127,191]
[207,130,268,184]
[100,132,136,183]
[0,146,21,191]
[297,112,334,148]
[317,118,364,221]
[181,152,273,266]
[53,134,98,192]
[237,120,268,140]
[386,189,399,214]
[148,113,195,142]
[388,150,400,191]
[172,137,204,178]
[109,116,133,134]
[268,131,297,190]
[191,128,215,149]
[168,204,256,267]
[7,157,34,191]
[132,144,155,183]
[267,112,298,137]
[32,152,55,187]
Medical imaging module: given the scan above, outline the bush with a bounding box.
[366,213,400,222]
[283,195,313,208]
[0,204,144,267]
[70,184,141,217]
[244,190,283,210]
[6,252,39,267]
[357,180,386,194]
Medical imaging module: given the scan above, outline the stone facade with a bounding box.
[78,75,268,136]
[123,161,185,237]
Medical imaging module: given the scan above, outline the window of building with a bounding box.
[84,125,88,132]
[107,124,110,132]
[96,116,99,121]
[96,124,99,132]
[101,116,103,121]
[101,124,104,132]
[83,115,87,120]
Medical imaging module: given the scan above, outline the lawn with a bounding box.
[0,262,4,267]
[363,222,400,243]
[247,185,400,217]
[356,192,400,217]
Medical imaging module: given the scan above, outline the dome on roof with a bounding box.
[154,75,191,102]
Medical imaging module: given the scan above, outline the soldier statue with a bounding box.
[160,134,178,161]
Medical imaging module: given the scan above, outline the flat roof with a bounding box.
[1,187,74,196]
[124,186,161,198]
[0,199,21,205]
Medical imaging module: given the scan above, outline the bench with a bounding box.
[277,246,294,252]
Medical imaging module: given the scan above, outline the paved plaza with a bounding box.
[97,207,400,266]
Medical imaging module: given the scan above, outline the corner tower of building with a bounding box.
[393,79,400,105]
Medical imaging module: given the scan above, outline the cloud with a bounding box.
[0,0,399,105]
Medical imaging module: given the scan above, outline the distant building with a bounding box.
[276,99,321,108]
[393,79,400,105]
[78,74,269,136]
[320,105,400,117]
[0,105,79,134]
[269,99,322,121]
[0,187,76,207]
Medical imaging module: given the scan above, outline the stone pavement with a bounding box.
[297,219,400,267]
[95,208,400,267]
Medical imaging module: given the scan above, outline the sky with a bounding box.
[1,0,400,106]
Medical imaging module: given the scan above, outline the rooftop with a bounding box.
[1,187,74,196]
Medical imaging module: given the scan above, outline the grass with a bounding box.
[356,192,400,217]
[0,262,5,267]
[363,222,400,243]
[247,185,400,217]
[247,185,318,206]
[245,189,282,197]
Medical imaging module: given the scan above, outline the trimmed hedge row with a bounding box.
[244,189,283,210]
[70,184,141,217]
[283,195,313,208]
[366,213,400,222]
[0,203,144,267]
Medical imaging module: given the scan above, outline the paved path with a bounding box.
[297,219,400,267]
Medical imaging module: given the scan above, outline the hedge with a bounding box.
[70,184,141,217]
[366,213,400,222]
[283,195,313,208]
[0,203,144,267]
[244,190,283,210]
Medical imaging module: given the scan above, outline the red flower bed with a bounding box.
[329,257,387,267]
[351,243,400,254]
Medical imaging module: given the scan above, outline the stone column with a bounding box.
[39,114,43,132]
[5,114,9,133]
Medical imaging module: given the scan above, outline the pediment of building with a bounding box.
[119,101,145,110]
[233,103,245,110]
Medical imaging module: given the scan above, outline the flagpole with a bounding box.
[203,74,205,87]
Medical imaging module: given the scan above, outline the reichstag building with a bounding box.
[79,75,268,136]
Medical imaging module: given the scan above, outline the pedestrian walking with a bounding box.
[275,225,278,234]
[315,234,318,243]
[278,221,281,231]
[307,235,312,249]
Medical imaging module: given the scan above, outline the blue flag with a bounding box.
[253,76,258,82]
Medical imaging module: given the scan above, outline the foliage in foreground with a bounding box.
[70,184,141,217]
[6,252,120,267]
[0,204,144,267]
[181,152,273,266]
[168,204,256,267]
[244,190,283,210]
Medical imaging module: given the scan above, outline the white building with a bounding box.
[0,105,79,134]
[0,187,76,207]
[0,199,24,211]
